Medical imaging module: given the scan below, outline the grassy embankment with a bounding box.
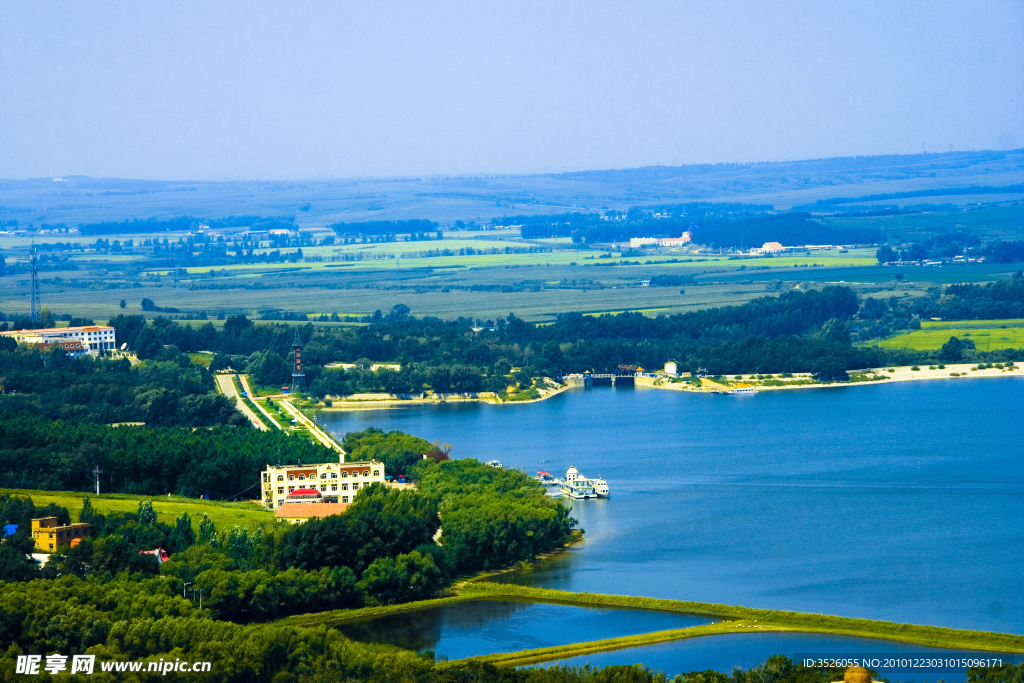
[0,488,274,533]
[272,581,1024,666]
[456,583,1024,665]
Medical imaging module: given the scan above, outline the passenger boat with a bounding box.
[592,477,609,497]
[560,466,605,499]
[729,387,758,395]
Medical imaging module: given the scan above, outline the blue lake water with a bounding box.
[334,599,715,658]
[317,378,1024,640]
[534,632,1018,683]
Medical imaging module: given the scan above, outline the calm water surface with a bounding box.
[335,599,715,658]
[317,379,1024,635]
[534,632,1018,683]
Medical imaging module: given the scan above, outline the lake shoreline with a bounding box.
[645,362,1022,395]
[311,364,1020,413]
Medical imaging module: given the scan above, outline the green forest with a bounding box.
[78,276,1024,395]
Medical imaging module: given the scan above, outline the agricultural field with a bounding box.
[877,324,1024,351]
[0,488,274,531]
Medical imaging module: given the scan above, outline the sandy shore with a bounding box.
[642,362,1022,394]
[315,379,570,411]
[307,364,1019,412]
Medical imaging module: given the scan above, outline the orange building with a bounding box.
[31,517,91,552]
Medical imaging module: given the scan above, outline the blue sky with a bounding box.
[1,1,1022,180]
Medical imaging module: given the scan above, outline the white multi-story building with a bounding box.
[0,325,116,356]
[261,460,385,509]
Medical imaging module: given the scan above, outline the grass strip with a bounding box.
[460,583,1024,654]
[272,593,478,628]
[464,622,750,667]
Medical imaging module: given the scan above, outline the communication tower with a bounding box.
[290,329,306,394]
[29,244,40,323]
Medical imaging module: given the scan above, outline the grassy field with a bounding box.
[878,327,1024,351]
[0,488,275,531]
[921,318,1024,328]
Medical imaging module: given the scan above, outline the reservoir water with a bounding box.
[335,599,715,658]
[317,378,1024,641]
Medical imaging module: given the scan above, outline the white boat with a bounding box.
[592,478,609,497]
[560,466,605,499]
[729,387,758,395]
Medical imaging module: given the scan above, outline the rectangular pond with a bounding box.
[334,598,717,659]
[530,632,1019,683]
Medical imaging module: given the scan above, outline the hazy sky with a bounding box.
[1,1,1022,180]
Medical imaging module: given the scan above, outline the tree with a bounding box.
[119,299,127,309]
[939,336,974,362]
[134,327,162,360]
[141,297,156,311]
[247,350,290,386]
[169,512,196,552]
[137,500,157,526]
[876,245,896,264]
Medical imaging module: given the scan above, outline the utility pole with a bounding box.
[92,466,103,496]
[29,244,40,323]
[184,582,192,598]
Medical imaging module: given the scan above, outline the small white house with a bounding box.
[664,361,678,376]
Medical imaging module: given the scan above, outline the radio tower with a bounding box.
[29,244,40,323]
[290,329,306,394]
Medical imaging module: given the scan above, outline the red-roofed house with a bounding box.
[276,502,349,524]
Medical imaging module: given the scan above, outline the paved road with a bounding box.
[237,375,282,429]
[215,374,268,431]
[279,398,345,454]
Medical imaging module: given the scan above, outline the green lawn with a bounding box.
[921,318,1024,328]
[878,327,1024,351]
[1,488,275,531]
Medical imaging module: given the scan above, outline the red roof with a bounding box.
[276,502,348,519]
[286,488,322,497]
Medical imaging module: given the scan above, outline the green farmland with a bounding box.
[0,488,275,532]
[878,325,1024,351]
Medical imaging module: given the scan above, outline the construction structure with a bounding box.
[31,517,91,552]
[0,325,116,356]
[262,460,385,509]
[290,329,306,394]
[29,244,39,322]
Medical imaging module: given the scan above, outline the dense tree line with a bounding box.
[986,240,1024,263]
[100,279,1024,395]
[329,219,438,236]
[0,411,331,496]
[507,208,878,248]
[876,230,982,263]
[0,344,245,427]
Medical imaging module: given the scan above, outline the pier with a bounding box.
[561,372,635,387]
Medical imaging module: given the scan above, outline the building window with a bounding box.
[352,483,359,490]
[331,485,337,491]
[342,483,348,491]
[330,472,337,479]
[320,473,327,479]
[262,473,268,482]
[341,472,348,478]
[277,475,284,481]
[373,470,379,477]
[363,470,369,477]
[298,474,305,480]
[288,475,294,481]
[288,486,295,492]
[342,496,349,503]
[278,487,284,494]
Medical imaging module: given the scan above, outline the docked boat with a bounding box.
[729,387,758,395]
[560,465,606,499]
[535,470,559,485]
[592,477,609,497]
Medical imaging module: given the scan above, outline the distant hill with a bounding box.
[1,149,1021,227]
